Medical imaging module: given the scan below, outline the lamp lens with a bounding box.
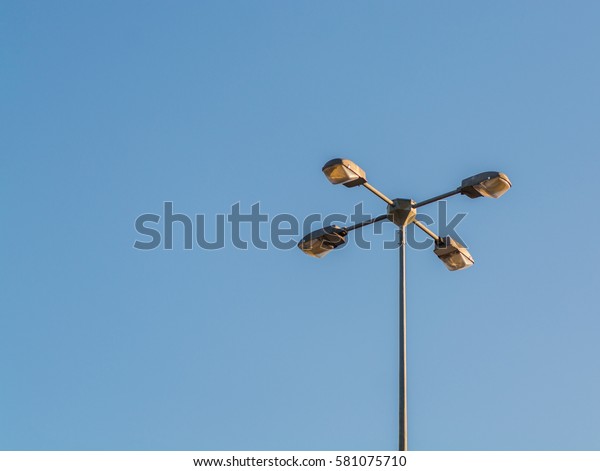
[323,164,358,185]
[475,176,511,198]
[299,239,333,258]
[439,251,474,271]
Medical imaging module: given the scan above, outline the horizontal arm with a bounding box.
[362,182,395,205]
[412,220,441,242]
[413,188,461,208]
[344,214,389,232]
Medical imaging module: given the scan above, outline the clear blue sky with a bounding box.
[2,0,600,450]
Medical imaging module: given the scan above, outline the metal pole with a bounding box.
[398,227,408,451]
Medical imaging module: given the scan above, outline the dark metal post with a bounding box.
[398,227,408,451]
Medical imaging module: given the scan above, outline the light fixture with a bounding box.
[460,171,512,199]
[322,158,367,187]
[297,225,347,258]
[297,158,510,451]
[434,236,475,271]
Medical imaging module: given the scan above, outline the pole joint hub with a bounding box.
[387,198,417,227]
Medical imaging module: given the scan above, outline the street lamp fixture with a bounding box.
[413,170,512,208]
[322,158,367,187]
[297,225,348,258]
[460,171,512,199]
[323,157,395,205]
[434,236,475,271]
[297,157,511,451]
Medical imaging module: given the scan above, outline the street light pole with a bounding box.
[298,158,512,450]
[398,227,408,452]
[386,197,415,452]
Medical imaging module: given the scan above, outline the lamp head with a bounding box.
[297,225,348,258]
[322,158,367,187]
[434,236,475,271]
[460,171,511,199]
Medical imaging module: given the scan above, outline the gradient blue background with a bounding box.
[2,1,599,450]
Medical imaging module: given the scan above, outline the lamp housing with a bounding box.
[460,171,511,199]
[297,225,348,258]
[322,158,367,187]
[434,236,475,271]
